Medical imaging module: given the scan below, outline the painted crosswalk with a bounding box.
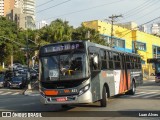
[0,91,21,96]
[120,90,160,99]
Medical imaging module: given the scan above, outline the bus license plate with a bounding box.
[56,97,67,102]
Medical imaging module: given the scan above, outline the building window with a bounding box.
[153,46,160,58]
[136,42,146,51]
[113,38,125,48]
[101,35,125,48]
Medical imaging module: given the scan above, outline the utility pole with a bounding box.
[86,30,90,41]
[108,14,123,47]
[26,32,31,90]
[11,46,13,71]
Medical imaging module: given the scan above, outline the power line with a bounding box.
[115,15,160,37]
[125,0,159,18]
[104,15,160,50]
[36,0,55,8]
[37,0,72,14]
[133,6,160,22]
[36,0,123,23]
[113,15,160,50]
[123,0,152,16]
[122,0,160,21]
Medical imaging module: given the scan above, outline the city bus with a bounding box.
[147,58,160,83]
[39,41,143,107]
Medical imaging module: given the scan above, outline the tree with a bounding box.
[0,17,19,65]
[39,19,73,43]
[72,24,107,46]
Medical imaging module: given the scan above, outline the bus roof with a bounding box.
[40,40,140,57]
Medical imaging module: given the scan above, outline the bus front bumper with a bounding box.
[40,90,93,104]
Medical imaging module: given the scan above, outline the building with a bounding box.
[151,23,160,34]
[83,20,133,53]
[139,25,147,33]
[7,0,36,30]
[117,21,138,30]
[37,20,48,29]
[0,0,4,16]
[83,20,160,76]
[0,0,15,16]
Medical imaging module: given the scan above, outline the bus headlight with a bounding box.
[79,84,90,96]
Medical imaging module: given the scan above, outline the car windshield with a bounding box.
[41,53,87,81]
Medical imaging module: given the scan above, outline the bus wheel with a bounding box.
[128,81,136,95]
[100,86,107,107]
[61,104,69,108]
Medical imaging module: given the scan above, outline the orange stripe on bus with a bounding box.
[128,72,131,89]
[44,90,58,95]
[119,71,124,93]
[102,71,106,78]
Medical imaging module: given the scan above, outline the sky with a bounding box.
[35,0,160,28]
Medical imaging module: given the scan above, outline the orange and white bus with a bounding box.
[39,41,143,107]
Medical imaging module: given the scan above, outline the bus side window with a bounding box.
[90,53,99,70]
[108,51,114,69]
[126,55,131,69]
[113,52,121,69]
[89,47,100,71]
[100,49,107,69]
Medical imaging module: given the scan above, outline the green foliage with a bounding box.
[0,17,19,65]
[0,17,108,66]
[73,24,107,46]
[39,19,73,43]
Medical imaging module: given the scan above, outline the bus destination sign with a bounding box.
[43,43,84,53]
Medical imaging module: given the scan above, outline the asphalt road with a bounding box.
[0,80,159,120]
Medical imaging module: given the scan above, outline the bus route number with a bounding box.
[49,70,58,78]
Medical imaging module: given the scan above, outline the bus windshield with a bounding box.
[40,53,87,81]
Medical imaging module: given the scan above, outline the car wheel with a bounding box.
[100,86,108,107]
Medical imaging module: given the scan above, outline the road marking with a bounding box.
[134,91,146,95]
[28,94,40,96]
[142,93,160,98]
[130,92,157,97]
[11,92,20,95]
[0,92,12,95]
[122,90,160,99]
